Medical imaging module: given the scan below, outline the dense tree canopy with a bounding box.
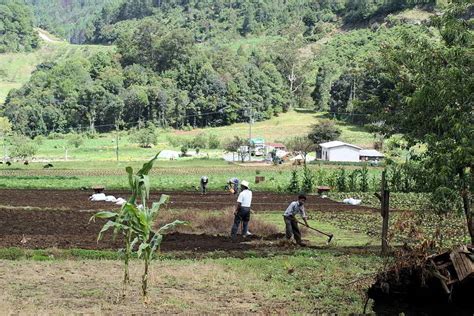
[353,0,473,241]
[3,0,455,139]
[25,0,119,43]
[0,0,39,53]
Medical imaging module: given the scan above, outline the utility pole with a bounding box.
[246,105,254,162]
[115,122,119,163]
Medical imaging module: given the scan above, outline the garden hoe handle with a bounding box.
[297,220,334,243]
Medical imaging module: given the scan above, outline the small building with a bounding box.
[359,149,384,162]
[266,142,287,151]
[250,137,266,156]
[320,141,362,162]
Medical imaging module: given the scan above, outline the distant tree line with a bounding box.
[24,0,435,44]
[3,29,290,136]
[0,0,39,53]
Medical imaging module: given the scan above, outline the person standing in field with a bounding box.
[231,180,252,241]
[200,176,209,195]
[283,195,309,246]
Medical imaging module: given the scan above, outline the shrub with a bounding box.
[287,169,300,193]
[130,126,158,148]
[208,134,220,149]
[166,135,182,148]
[47,132,65,140]
[180,144,189,157]
[34,135,45,146]
[191,133,207,149]
[301,165,315,193]
[66,133,84,148]
[0,247,24,260]
[9,134,38,159]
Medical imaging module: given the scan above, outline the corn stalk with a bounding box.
[91,153,185,300]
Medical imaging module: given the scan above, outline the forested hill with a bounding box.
[0,0,38,53]
[3,0,469,138]
[87,0,435,44]
[25,0,116,44]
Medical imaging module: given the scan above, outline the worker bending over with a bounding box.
[228,177,239,194]
[231,180,252,241]
[283,194,308,246]
[200,176,209,195]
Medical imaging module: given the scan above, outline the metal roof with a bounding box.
[319,141,362,150]
[359,149,384,157]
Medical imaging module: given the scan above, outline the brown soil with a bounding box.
[0,189,376,251]
[0,189,377,212]
[0,207,274,251]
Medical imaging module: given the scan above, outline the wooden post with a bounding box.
[375,170,390,256]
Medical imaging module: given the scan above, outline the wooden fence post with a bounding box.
[375,170,390,256]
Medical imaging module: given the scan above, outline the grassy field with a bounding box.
[0,249,380,314]
[170,110,375,148]
[0,159,382,191]
[0,110,376,162]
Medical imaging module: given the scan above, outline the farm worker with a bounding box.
[231,180,252,241]
[200,176,209,195]
[283,194,308,246]
[228,177,239,194]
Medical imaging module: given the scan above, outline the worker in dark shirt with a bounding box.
[200,176,209,195]
[283,194,309,246]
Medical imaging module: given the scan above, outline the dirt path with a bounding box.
[37,29,61,43]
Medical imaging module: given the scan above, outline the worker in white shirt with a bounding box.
[283,194,309,246]
[231,180,252,241]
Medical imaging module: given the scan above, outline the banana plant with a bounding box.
[91,153,185,299]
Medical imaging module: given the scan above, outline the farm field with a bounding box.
[0,187,382,314]
[0,159,383,191]
[0,187,470,314]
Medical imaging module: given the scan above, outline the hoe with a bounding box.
[297,220,334,244]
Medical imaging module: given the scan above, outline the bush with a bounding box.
[9,135,38,159]
[34,135,45,146]
[287,169,300,193]
[208,134,220,149]
[47,132,65,140]
[130,126,158,148]
[180,144,189,157]
[191,133,207,149]
[66,134,84,148]
[166,135,182,148]
[301,165,315,194]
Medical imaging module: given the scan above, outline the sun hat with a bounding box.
[241,180,250,188]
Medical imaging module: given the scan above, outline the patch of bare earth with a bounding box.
[0,260,287,314]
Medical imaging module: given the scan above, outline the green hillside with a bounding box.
[0,31,113,103]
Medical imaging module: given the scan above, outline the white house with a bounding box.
[320,141,362,162]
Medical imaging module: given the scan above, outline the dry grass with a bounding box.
[156,208,280,237]
[0,260,287,314]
